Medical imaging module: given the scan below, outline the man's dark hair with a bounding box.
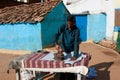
[67,15,76,23]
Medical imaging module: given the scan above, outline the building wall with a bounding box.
[75,14,106,43]
[0,23,42,52]
[41,2,70,48]
[114,0,120,8]
[87,14,106,42]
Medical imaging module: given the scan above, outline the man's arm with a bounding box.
[54,24,65,46]
[73,29,80,58]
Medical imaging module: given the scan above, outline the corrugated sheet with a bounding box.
[115,10,120,26]
[0,1,60,24]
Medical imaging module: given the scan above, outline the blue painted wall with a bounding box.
[87,14,106,42]
[75,15,87,41]
[0,23,42,51]
[41,2,70,48]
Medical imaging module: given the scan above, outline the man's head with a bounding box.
[67,15,76,29]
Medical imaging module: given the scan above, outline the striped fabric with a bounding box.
[24,52,89,68]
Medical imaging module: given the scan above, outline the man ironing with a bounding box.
[54,15,80,61]
[54,15,81,80]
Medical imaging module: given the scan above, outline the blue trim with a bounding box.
[114,26,120,32]
[115,8,120,10]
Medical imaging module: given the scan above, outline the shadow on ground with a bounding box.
[89,62,114,80]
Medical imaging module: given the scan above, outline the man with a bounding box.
[54,15,80,60]
[54,15,80,80]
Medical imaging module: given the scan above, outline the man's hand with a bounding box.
[70,56,77,61]
[55,44,61,50]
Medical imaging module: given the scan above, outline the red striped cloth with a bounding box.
[24,52,90,68]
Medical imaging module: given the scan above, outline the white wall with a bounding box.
[63,0,104,14]
[63,0,115,41]
[114,0,120,8]
[103,0,115,40]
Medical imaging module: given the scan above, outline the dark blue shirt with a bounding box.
[54,24,80,58]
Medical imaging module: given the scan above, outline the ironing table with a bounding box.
[8,51,90,80]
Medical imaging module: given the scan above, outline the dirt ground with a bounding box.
[0,42,120,80]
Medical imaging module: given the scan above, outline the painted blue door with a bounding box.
[75,15,87,41]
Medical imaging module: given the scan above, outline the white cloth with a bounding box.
[40,52,55,60]
[40,52,86,66]
[64,53,86,65]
